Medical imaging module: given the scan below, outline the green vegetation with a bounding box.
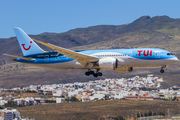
[65,96,79,102]
[25,90,37,93]
[172,96,177,101]
[156,28,180,36]
[139,87,158,91]
[0,106,4,109]
[45,100,56,103]
[5,101,18,107]
[114,115,125,120]
[136,111,165,118]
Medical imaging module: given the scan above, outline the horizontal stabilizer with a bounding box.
[3,54,36,61]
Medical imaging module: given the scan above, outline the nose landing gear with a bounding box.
[85,69,102,77]
[160,65,166,73]
[160,69,164,73]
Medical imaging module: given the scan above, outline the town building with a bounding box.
[0,108,21,120]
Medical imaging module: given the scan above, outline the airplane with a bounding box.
[4,27,179,77]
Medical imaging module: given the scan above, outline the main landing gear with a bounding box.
[160,65,166,73]
[85,69,102,77]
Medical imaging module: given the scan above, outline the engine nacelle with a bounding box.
[98,57,118,70]
[115,67,133,73]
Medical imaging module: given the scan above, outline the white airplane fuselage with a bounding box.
[17,49,178,69]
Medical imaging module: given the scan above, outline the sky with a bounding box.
[0,0,180,38]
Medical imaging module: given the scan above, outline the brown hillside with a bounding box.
[17,100,180,120]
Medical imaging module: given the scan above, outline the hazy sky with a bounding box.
[0,0,180,38]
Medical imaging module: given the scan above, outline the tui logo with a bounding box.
[21,41,32,51]
[137,50,152,56]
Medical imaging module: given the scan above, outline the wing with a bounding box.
[3,54,36,61]
[32,39,99,67]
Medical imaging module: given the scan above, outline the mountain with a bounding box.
[1,15,180,88]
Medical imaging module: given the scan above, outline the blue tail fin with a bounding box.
[13,27,45,56]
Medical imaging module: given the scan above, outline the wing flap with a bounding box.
[32,39,99,67]
[3,54,36,61]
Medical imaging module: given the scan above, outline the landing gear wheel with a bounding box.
[85,69,103,77]
[85,72,90,76]
[90,71,94,75]
[160,69,164,73]
[98,72,102,76]
[93,73,98,77]
[160,65,166,73]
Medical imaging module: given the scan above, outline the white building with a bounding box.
[0,100,7,106]
[0,108,21,120]
[56,98,65,103]
[93,94,105,100]
[53,90,62,96]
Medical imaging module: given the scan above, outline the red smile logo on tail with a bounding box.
[21,41,32,51]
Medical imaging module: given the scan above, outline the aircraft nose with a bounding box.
[171,57,179,62]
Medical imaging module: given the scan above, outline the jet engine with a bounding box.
[115,67,133,73]
[98,57,118,70]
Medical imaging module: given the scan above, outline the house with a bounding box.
[93,94,105,100]
[0,108,21,120]
[139,96,153,100]
[82,97,90,102]
[56,98,65,103]
[125,96,138,100]
[53,90,62,96]
[43,91,52,95]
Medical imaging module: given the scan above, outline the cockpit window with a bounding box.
[167,53,173,55]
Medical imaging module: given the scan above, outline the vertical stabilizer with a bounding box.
[13,27,45,56]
